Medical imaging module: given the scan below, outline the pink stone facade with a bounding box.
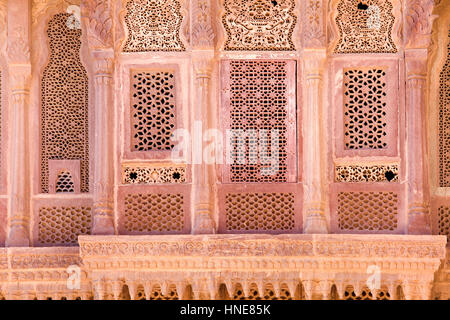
[0,0,448,300]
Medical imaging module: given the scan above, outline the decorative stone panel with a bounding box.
[332,59,399,158]
[122,163,187,184]
[437,206,450,241]
[330,184,405,233]
[117,185,190,235]
[123,0,185,52]
[38,206,92,246]
[335,164,399,182]
[41,13,89,193]
[222,0,297,51]
[232,283,293,300]
[334,0,397,53]
[130,70,177,152]
[343,68,388,150]
[221,60,297,183]
[218,184,302,233]
[439,29,450,187]
[337,191,398,232]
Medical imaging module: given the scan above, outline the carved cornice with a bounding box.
[79,234,447,259]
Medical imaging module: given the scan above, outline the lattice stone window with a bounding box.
[123,0,184,52]
[438,206,450,240]
[335,0,396,53]
[337,191,398,231]
[130,70,176,152]
[335,164,398,182]
[222,60,296,183]
[38,206,92,245]
[343,68,387,150]
[55,170,75,193]
[439,29,450,187]
[222,0,296,51]
[232,283,293,300]
[225,192,295,232]
[41,13,89,193]
[123,165,186,184]
[123,193,185,233]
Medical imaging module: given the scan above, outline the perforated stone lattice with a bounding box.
[228,60,291,183]
[55,170,75,193]
[135,285,179,300]
[38,206,92,245]
[123,0,185,52]
[337,191,398,231]
[344,68,388,150]
[222,0,297,51]
[225,193,295,232]
[335,0,397,53]
[41,13,89,193]
[438,206,450,241]
[131,71,176,152]
[232,284,292,300]
[123,193,184,233]
[335,164,398,182]
[344,286,391,300]
[439,29,450,187]
[123,165,186,184]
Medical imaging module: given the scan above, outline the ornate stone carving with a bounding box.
[191,0,215,48]
[405,0,436,47]
[334,0,397,53]
[81,0,113,49]
[304,0,325,47]
[222,0,297,51]
[7,27,30,63]
[122,0,185,52]
[122,164,186,184]
[335,164,399,182]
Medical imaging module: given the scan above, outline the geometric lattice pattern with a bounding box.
[38,206,92,245]
[232,284,293,300]
[123,0,185,52]
[123,193,184,233]
[55,170,75,193]
[123,165,186,184]
[131,71,176,151]
[335,164,398,182]
[344,68,388,150]
[227,60,292,182]
[222,0,296,51]
[337,192,398,231]
[135,285,179,300]
[439,29,450,187]
[438,206,450,241]
[225,193,295,232]
[344,286,391,300]
[41,13,89,193]
[335,0,397,53]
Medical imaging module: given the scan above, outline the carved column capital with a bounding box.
[405,0,438,48]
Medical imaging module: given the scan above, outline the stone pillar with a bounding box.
[190,0,216,234]
[406,52,431,234]
[81,0,115,234]
[303,51,328,234]
[192,54,216,234]
[403,0,436,234]
[6,0,31,247]
[92,54,115,235]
